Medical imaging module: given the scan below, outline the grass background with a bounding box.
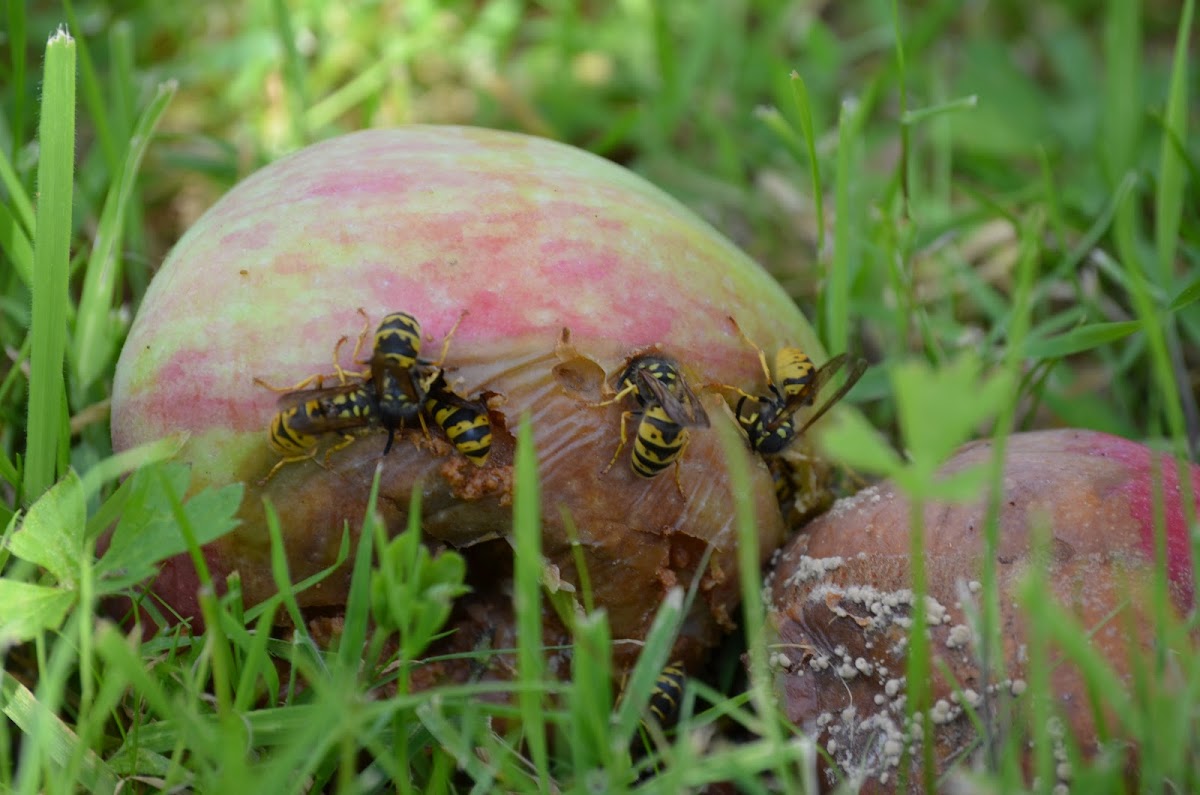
[0,0,1197,792]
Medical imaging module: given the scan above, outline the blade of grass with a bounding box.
[0,199,34,286]
[978,208,1043,774]
[1155,0,1193,284]
[74,80,175,392]
[61,0,118,172]
[1,669,119,794]
[77,431,188,502]
[1101,0,1141,183]
[6,0,28,146]
[891,0,911,215]
[511,413,548,786]
[271,0,312,147]
[789,71,824,256]
[1169,277,1200,313]
[1116,182,1195,669]
[717,419,799,791]
[612,587,684,744]
[826,95,866,355]
[898,94,978,126]
[305,42,411,131]
[23,28,76,503]
[1023,320,1140,359]
[566,610,614,777]
[0,146,34,236]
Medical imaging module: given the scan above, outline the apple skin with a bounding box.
[763,429,1196,792]
[112,126,838,669]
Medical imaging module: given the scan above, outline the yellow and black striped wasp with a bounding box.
[627,661,688,760]
[368,311,428,454]
[725,318,866,455]
[644,661,687,730]
[256,321,382,482]
[596,354,709,494]
[261,382,379,482]
[423,370,493,466]
[367,310,464,455]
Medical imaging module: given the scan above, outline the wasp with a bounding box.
[644,661,687,729]
[372,311,424,373]
[262,382,379,482]
[423,371,492,466]
[368,311,465,455]
[725,318,866,455]
[595,354,709,494]
[257,315,381,481]
[767,455,796,506]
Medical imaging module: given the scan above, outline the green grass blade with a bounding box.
[788,71,824,256]
[1,673,119,794]
[61,0,118,172]
[23,28,76,503]
[1101,0,1141,182]
[898,94,978,126]
[566,610,614,776]
[511,413,548,784]
[0,198,34,286]
[0,145,35,236]
[73,80,175,391]
[271,0,312,146]
[826,97,865,354]
[6,0,28,147]
[717,419,798,790]
[612,587,683,744]
[77,432,188,502]
[1169,277,1200,313]
[1023,320,1140,359]
[1154,0,1193,284]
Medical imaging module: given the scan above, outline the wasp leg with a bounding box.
[349,307,377,372]
[671,434,690,498]
[260,446,319,485]
[380,410,433,456]
[321,432,360,466]
[702,381,757,401]
[254,373,333,393]
[428,310,468,369]
[337,308,374,380]
[602,410,635,474]
[331,334,371,384]
[589,382,638,409]
[728,315,774,386]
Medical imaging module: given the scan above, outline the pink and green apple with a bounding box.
[112,126,839,669]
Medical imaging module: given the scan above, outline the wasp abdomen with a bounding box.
[631,407,687,478]
[372,312,423,371]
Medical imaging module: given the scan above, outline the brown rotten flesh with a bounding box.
[764,428,1197,792]
[111,126,849,674]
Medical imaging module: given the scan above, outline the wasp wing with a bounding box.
[638,368,710,428]
[273,382,364,410]
[758,354,865,436]
[277,383,378,434]
[792,357,868,437]
[425,371,487,413]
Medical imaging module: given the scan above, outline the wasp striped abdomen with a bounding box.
[424,373,492,466]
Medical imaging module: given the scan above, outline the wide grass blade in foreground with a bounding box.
[24,29,76,503]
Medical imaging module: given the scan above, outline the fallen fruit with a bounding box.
[764,428,1196,792]
[112,126,847,671]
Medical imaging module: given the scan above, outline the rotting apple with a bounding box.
[763,428,1197,792]
[111,126,848,673]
